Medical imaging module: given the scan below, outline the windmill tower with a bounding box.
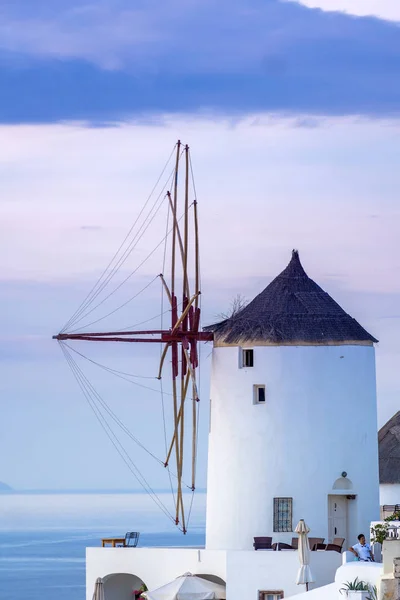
[204,250,380,551]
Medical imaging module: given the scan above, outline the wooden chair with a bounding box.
[308,537,325,551]
[315,537,345,553]
[272,542,295,551]
[253,536,272,550]
[117,532,140,547]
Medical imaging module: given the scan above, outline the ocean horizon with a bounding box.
[0,491,207,600]
[0,488,207,496]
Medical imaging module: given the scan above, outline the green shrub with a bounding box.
[370,522,389,545]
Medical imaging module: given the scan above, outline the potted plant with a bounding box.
[340,577,370,599]
[366,585,377,600]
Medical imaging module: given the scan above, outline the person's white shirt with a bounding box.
[352,542,373,561]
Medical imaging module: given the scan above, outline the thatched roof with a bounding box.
[379,412,400,484]
[204,250,377,345]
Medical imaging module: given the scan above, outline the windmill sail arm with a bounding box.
[53,331,213,343]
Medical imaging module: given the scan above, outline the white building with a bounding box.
[86,250,381,600]
[205,249,380,551]
[379,411,400,514]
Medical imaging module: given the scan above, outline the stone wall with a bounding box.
[380,547,400,600]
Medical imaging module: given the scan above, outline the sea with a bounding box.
[0,491,207,600]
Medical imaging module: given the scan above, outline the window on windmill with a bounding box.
[242,348,254,367]
[273,497,293,532]
[253,385,266,404]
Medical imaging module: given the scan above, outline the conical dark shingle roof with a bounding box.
[205,250,377,345]
[379,412,400,484]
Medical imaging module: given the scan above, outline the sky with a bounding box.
[0,0,399,497]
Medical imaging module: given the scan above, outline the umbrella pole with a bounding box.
[306,583,309,592]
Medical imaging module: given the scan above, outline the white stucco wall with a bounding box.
[287,563,382,600]
[86,547,341,600]
[206,344,379,550]
[225,549,341,599]
[380,484,400,507]
[86,548,226,600]
[334,562,382,588]
[285,584,337,600]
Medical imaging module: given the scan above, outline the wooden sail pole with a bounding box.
[171,292,199,333]
[164,371,191,467]
[171,141,182,525]
[53,141,214,533]
[192,377,197,491]
[183,145,190,298]
[176,145,190,532]
[167,192,189,298]
[192,161,201,491]
[159,274,172,305]
[157,343,170,380]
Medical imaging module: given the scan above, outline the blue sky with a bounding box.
[0,0,399,495]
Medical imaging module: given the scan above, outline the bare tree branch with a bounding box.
[217,294,248,321]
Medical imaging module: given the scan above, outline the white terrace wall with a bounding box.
[206,344,379,550]
[86,548,226,600]
[225,549,341,599]
[86,547,340,600]
[286,562,383,600]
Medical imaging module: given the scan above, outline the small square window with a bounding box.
[253,385,266,404]
[258,592,284,600]
[242,349,254,367]
[273,497,293,532]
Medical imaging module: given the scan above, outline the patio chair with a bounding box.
[315,537,345,553]
[117,532,140,547]
[272,542,296,551]
[308,537,325,551]
[253,536,273,550]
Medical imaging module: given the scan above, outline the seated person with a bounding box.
[349,533,375,562]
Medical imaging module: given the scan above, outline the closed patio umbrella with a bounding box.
[92,577,105,600]
[295,519,315,592]
[145,572,226,600]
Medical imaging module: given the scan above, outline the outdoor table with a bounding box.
[101,537,126,547]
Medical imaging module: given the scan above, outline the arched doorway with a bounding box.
[329,477,355,546]
[103,573,147,600]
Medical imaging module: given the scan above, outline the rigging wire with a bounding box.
[63,150,185,332]
[159,201,177,510]
[116,308,172,332]
[66,183,169,327]
[62,144,177,333]
[57,142,205,533]
[61,342,193,489]
[64,189,169,330]
[61,343,165,463]
[188,150,198,203]
[68,275,159,333]
[60,343,176,524]
[62,342,174,395]
[60,343,155,379]
[64,199,192,333]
